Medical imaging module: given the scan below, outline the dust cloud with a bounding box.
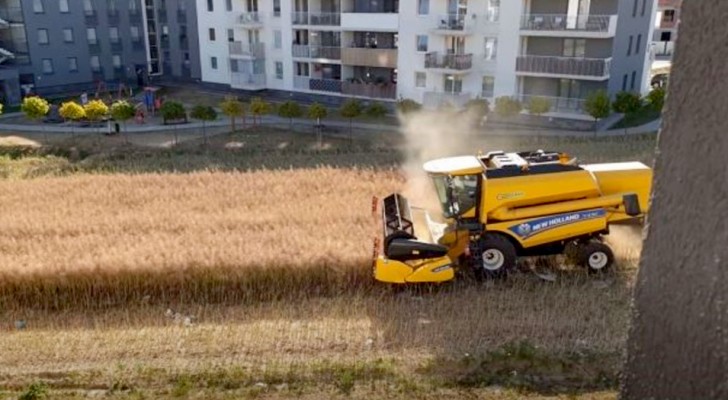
[604,224,645,263]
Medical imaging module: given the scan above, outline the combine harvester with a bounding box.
[373,150,652,283]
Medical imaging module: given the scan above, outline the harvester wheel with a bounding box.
[475,234,517,280]
[577,241,615,273]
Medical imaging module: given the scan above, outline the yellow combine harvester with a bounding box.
[373,150,652,283]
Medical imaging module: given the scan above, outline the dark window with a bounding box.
[207,0,214,11]
[663,10,675,22]
[211,56,217,69]
[209,28,216,41]
[622,74,628,91]
[660,31,672,42]
[635,34,642,54]
[641,0,647,16]
[631,71,637,90]
[273,0,281,16]
[627,35,633,56]
[226,0,232,11]
[632,0,638,17]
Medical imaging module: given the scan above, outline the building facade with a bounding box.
[197,0,656,119]
[0,0,201,104]
[652,0,679,61]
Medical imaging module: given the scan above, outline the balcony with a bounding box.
[229,42,265,59]
[518,94,586,115]
[520,14,618,38]
[341,13,397,31]
[111,40,123,52]
[293,76,342,93]
[0,7,24,24]
[129,9,142,22]
[107,9,120,25]
[292,45,341,60]
[236,12,264,27]
[231,72,266,90]
[342,81,396,99]
[516,55,611,80]
[424,52,473,73]
[291,12,341,26]
[84,9,98,25]
[88,42,102,54]
[341,47,397,68]
[653,41,674,60]
[423,91,472,108]
[431,14,473,35]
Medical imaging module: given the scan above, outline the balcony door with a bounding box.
[446,36,466,55]
[558,78,580,100]
[566,0,590,29]
[444,74,462,94]
[248,30,261,45]
[246,0,259,12]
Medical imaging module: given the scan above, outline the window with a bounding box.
[558,79,580,98]
[418,0,429,15]
[663,10,675,22]
[487,0,499,22]
[130,26,140,41]
[631,71,637,90]
[635,34,642,54]
[482,76,495,97]
[90,55,100,71]
[273,0,281,16]
[295,62,309,76]
[209,28,216,41]
[627,35,633,56]
[87,28,97,44]
[484,37,498,60]
[113,55,122,69]
[641,0,647,16]
[274,30,282,49]
[230,59,239,73]
[660,31,672,42]
[42,58,53,74]
[179,1,187,11]
[632,0,638,17]
[622,74,628,91]
[444,75,462,93]
[275,61,283,79]
[129,1,138,12]
[33,0,44,13]
[62,28,73,43]
[109,27,120,43]
[227,29,234,42]
[207,0,214,12]
[83,0,93,14]
[563,39,585,57]
[67,57,78,72]
[415,71,426,88]
[37,29,49,45]
[211,56,218,69]
[59,0,69,13]
[226,0,232,11]
[416,35,428,52]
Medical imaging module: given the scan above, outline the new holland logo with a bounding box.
[508,209,606,239]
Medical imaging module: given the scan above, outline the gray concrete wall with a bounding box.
[607,0,654,94]
[525,37,613,58]
[528,0,569,14]
[158,0,201,80]
[622,1,728,398]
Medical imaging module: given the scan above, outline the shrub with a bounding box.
[59,101,85,122]
[340,99,363,141]
[219,96,246,133]
[365,102,388,119]
[464,98,490,121]
[525,96,552,117]
[646,87,666,112]
[190,105,218,144]
[21,96,50,121]
[494,96,522,118]
[612,91,643,115]
[160,101,186,124]
[396,98,422,115]
[277,100,303,129]
[249,97,270,126]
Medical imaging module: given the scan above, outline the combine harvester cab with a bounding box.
[373,150,652,284]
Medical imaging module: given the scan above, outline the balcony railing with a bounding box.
[237,12,263,25]
[0,7,24,23]
[342,81,396,99]
[84,9,98,24]
[653,41,674,57]
[423,91,473,108]
[425,52,473,71]
[341,47,397,68]
[518,95,586,114]
[516,55,611,78]
[521,14,617,34]
[231,72,266,89]
[229,42,265,58]
[434,14,469,31]
[293,76,342,93]
[292,45,341,60]
[291,12,341,25]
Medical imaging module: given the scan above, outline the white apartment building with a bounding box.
[196,0,656,119]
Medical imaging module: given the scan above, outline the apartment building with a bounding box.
[652,0,679,61]
[0,0,201,104]
[199,0,657,119]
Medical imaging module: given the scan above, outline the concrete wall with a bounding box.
[157,0,202,80]
[607,0,655,95]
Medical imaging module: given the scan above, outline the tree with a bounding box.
[525,96,552,117]
[612,91,643,115]
[110,100,136,143]
[365,102,388,119]
[249,97,270,126]
[584,90,611,133]
[307,102,328,147]
[160,101,187,145]
[22,96,50,141]
[396,98,422,115]
[83,99,109,137]
[494,96,522,118]
[219,96,246,133]
[277,100,303,129]
[59,101,85,138]
[646,86,666,112]
[190,105,217,145]
[339,98,363,142]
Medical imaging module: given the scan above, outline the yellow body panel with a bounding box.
[487,210,609,248]
[374,256,454,284]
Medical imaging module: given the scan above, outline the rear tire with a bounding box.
[474,234,517,280]
[575,241,614,273]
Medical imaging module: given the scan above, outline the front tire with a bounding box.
[575,241,614,273]
[474,234,517,280]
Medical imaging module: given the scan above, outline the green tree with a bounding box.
[110,100,136,143]
[84,99,109,137]
[365,102,388,119]
[249,97,270,126]
[340,98,363,141]
[494,96,522,118]
[59,101,85,137]
[190,105,218,145]
[396,98,422,115]
[277,100,303,129]
[646,86,666,112]
[584,90,611,133]
[160,101,186,145]
[612,91,643,115]
[219,96,246,133]
[307,102,328,147]
[526,96,552,117]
